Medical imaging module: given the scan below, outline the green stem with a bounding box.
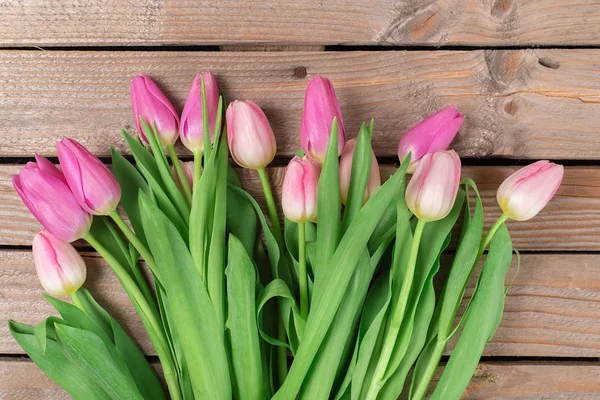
[70,290,86,312]
[276,323,288,388]
[257,168,284,247]
[298,222,309,320]
[366,218,427,400]
[410,340,446,400]
[166,144,193,206]
[477,213,509,261]
[193,149,204,188]
[84,233,182,400]
[108,211,158,276]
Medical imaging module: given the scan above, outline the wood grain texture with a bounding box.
[2,359,600,400]
[2,250,600,357]
[1,1,600,46]
[1,50,600,159]
[0,164,597,250]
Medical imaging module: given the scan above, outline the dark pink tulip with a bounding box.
[130,75,179,145]
[33,230,86,296]
[13,156,92,242]
[300,76,346,163]
[180,72,220,152]
[57,138,121,215]
[398,105,464,173]
[226,100,277,170]
[497,160,564,221]
[282,156,320,223]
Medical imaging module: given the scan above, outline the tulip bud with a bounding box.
[406,150,461,222]
[339,138,381,205]
[282,156,320,223]
[180,72,220,152]
[33,230,86,296]
[398,105,464,173]
[57,138,121,216]
[300,76,346,163]
[226,100,277,170]
[130,75,180,145]
[13,156,92,242]
[497,160,564,221]
[172,160,196,192]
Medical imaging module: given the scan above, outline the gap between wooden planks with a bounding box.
[0,164,598,250]
[1,0,600,46]
[1,358,599,399]
[2,249,600,357]
[1,50,600,158]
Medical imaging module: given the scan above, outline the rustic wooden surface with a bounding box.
[2,1,600,398]
[2,0,600,46]
[1,50,600,159]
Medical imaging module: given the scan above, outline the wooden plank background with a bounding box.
[2,0,600,398]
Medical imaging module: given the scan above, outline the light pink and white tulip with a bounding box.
[57,138,121,216]
[130,75,180,145]
[398,105,464,173]
[172,160,196,192]
[180,72,220,152]
[282,156,320,223]
[33,230,87,296]
[13,155,92,242]
[226,100,277,170]
[300,76,346,163]
[497,160,564,221]
[339,138,381,205]
[405,150,461,222]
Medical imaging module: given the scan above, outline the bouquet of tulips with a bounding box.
[8,73,563,400]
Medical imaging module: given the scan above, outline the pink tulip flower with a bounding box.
[33,230,87,296]
[398,106,464,173]
[180,72,220,152]
[13,156,92,242]
[57,138,121,216]
[339,138,381,205]
[172,160,196,192]
[300,76,346,163]
[130,75,180,145]
[226,100,277,170]
[497,160,564,221]
[405,150,461,222]
[282,156,320,223]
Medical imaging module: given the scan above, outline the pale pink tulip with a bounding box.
[497,160,564,221]
[226,100,277,170]
[282,156,320,223]
[180,72,220,152]
[33,230,86,296]
[13,156,92,242]
[172,160,196,191]
[57,138,121,215]
[300,76,346,163]
[398,106,464,173]
[130,75,179,145]
[339,138,381,205]
[405,150,461,222]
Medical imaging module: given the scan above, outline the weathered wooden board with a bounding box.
[1,359,599,400]
[2,1,600,47]
[0,164,597,250]
[2,251,599,357]
[1,50,600,158]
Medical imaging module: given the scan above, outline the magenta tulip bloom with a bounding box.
[406,150,461,222]
[300,76,346,163]
[13,156,92,242]
[130,75,180,145]
[180,72,220,152]
[57,138,121,216]
[33,230,87,296]
[398,105,464,173]
[226,100,277,170]
[282,156,320,223]
[339,138,381,205]
[497,160,564,221]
